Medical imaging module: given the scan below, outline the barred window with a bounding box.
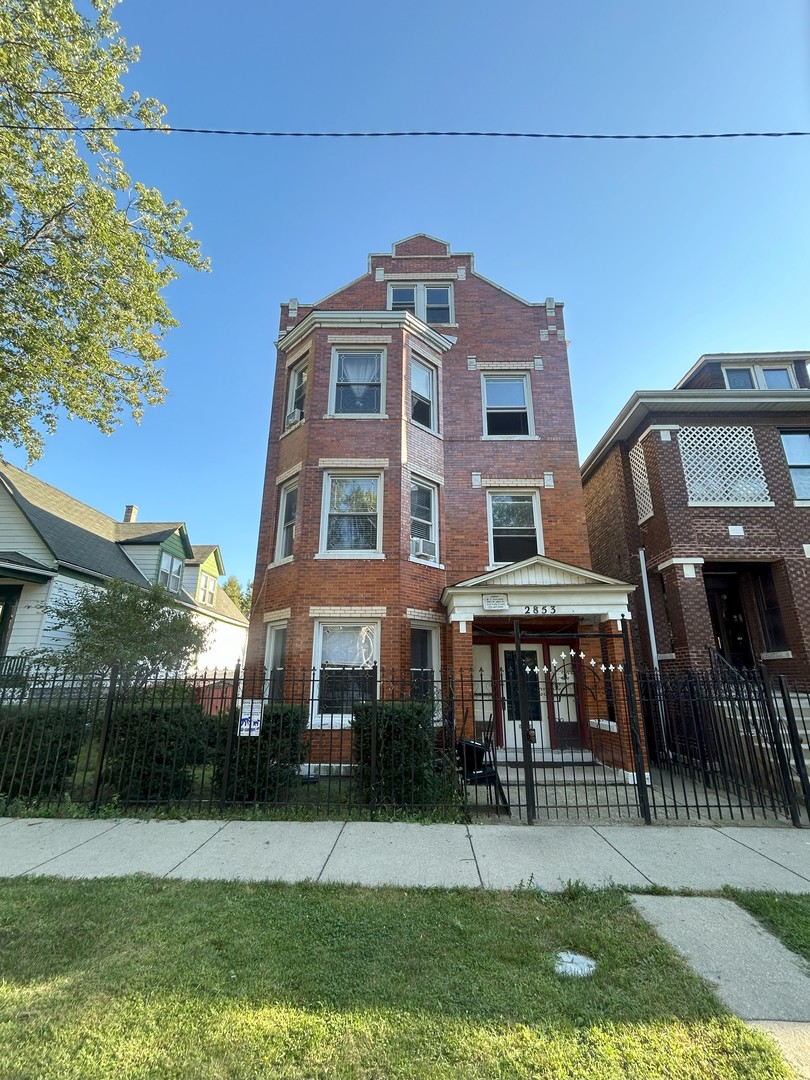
[629,440,653,522]
[678,426,771,505]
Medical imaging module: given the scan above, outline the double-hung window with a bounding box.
[285,356,307,427]
[329,349,384,415]
[276,482,298,560]
[482,375,533,437]
[410,625,438,701]
[781,432,810,499]
[198,572,216,606]
[264,623,287,700]
[321,474,382,554]
[316,622,377,719]
[411,356,437,430]
[389,284,453,325]
[723,364,796,390]
[159,552,183,593]
[410,478,438,562]
[488,492,542,565]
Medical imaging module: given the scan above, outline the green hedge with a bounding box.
[0,702,86,801]
[104,693,210,803]
[352,700,456,809]
[215,704,309,804]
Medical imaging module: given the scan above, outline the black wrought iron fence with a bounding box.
[0,658,807,825]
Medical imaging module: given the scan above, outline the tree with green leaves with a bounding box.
[0,0,208,461]
[41,578,210,686]
[223,575,252,616]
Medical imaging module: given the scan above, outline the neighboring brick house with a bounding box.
[0,463,248,672]
[247,235,633,757]
[581,351,810,678]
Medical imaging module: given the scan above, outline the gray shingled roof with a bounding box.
[0,463,249,626]
[0,464,149,585]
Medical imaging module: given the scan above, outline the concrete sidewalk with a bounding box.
[1,816,808,890]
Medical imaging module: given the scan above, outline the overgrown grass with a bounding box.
[0,878,791,1079]
[722,887,810,964]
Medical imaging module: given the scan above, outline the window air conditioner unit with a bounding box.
[286,408,302,426]
[410,537,437,560]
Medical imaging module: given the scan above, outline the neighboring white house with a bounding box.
[0,463,248,672]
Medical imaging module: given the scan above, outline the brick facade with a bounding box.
[247,235,593,678]
[582,352,810,677]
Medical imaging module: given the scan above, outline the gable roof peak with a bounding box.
[391,234,450,256]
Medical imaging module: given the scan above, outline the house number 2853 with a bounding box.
[524,605,556,615]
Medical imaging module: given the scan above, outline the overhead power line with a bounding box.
[2,125,810,140]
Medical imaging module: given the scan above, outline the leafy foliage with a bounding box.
[352,699,457,809]
[0,0,208,460]
[41,578,210,686]
[223,575,252,616]
[0,699,86,800]
[216,703,309,803]
[102,687,210,803]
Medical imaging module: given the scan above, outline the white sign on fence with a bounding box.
[238,700,264,737]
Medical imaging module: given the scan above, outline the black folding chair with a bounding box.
[457,714,510,815]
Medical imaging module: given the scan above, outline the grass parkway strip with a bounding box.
[0,877,794,1080]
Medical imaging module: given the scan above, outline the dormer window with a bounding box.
[159,552,183,593]
[199,571,217,606]
[723,364,796,390]
[388,284,453,325]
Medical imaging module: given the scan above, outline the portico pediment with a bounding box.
[441,555,635,625]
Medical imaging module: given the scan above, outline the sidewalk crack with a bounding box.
[465,826,485,888]
[590,825,654,884]
[316,821,347,882]
[163,820,230,878]
[712,827,810,884]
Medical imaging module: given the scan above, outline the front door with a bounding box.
[704,573,754,668]
[0,586,22,655]
[500,647,549,751]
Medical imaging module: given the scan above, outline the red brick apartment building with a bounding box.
[247,235,633,756]
[582,352,810,679]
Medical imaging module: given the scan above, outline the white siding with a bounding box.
[120,546,161,583]
[6,581,51,653]
[0,487,53,562]
[192,614,248,673]
[38,577,101,652]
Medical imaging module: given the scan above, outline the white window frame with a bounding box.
[481,373,536,439]
[410,354,438,432]
[409,476,440,565]
[311,619,380,728]
[317,471,384,559]
[285,354,308,427]
[275,481,299,563]
[781,431,810,501]
[387,283,454,325]
[486,490,544,569]
[722,364,797,391]
[158,552,183,593]
[264,622,287,700]
[198,571,217,606]
[327,346,386,417]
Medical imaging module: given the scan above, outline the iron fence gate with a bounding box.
[1,645,808,825]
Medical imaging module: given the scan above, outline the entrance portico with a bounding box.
[441,555,636,754]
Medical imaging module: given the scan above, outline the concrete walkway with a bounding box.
[1,816,809,889]
[2,817,809,1074]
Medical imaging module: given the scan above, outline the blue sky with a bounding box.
[6,0,810,585]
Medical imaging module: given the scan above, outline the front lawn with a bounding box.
[0,878,791,1080]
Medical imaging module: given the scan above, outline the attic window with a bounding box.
[159,552,183,593]
[199,571,217,606]
[388,284,453,324]
[722,365,796,390]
